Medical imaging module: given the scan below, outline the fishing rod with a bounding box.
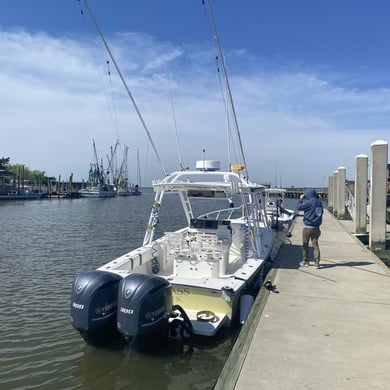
[81,0,168,177]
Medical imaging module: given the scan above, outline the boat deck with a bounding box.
[99,224,268,288]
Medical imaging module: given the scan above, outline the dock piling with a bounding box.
[369,140,388,250]
[354,154,368,235]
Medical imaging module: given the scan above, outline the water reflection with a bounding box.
[71,326,237,390]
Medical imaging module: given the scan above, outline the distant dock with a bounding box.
[284,187,328,199]
[215,209,390,389]
[0,193,45,201]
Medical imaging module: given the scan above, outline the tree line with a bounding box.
[0,157,54,186]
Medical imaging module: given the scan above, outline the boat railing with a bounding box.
[198,205,243,220]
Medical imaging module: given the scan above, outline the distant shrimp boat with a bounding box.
[116,146,142,197]
[79,184,116,198]
[80,140,117,198]
[117,185,142,196]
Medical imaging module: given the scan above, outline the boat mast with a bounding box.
[82,0,168,177]
[205,0,249,180]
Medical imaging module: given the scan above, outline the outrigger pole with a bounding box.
[82,0,168,177]
[205,0,249,181]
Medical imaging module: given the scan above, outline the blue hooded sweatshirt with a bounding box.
[297,188,323,228]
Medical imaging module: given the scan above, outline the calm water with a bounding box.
[0,191,297,390]
[0,190,241,390]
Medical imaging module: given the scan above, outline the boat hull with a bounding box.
[80,188,117,198]
[117,190,142,196]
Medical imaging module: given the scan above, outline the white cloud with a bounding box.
[1,29,389,187]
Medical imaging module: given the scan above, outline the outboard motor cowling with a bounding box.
[117,273,172,347]
[70,270,122,346]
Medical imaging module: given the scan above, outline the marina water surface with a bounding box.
[0,190,294,389]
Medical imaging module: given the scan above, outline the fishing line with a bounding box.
[106,60,120,140]
[82,0,168,177]
[77,0,120,141]
[214,54,240,171]
[203,0,249,181]
[164,62,186,171]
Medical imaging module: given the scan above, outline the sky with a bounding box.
[1,0,390,187]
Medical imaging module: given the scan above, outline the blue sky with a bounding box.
[1,0,390,187]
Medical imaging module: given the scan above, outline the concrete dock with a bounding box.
[215,209,390,390]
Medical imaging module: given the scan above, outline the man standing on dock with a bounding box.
[297,188,323,268]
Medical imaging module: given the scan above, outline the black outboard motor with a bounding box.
[117,273,172,349]
[70,270,122,346]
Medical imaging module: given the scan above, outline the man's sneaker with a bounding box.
[314,260,320,269]
[299,261,309,267]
